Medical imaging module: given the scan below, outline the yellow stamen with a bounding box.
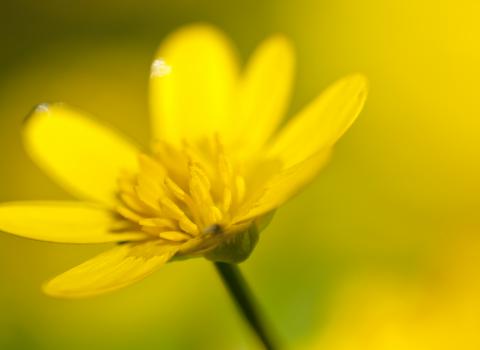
[189,164,214,207]
[116,205,143,223]
[235,175,246,204]
[117,136,253,245]
[120,193,150,214]
[140,218,176,228]
[158,231,190,242]
[160,197,191,222]
[179,218,199,236]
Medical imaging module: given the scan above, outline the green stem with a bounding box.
[214,262,279,350]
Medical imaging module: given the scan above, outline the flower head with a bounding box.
[0,24,367,298]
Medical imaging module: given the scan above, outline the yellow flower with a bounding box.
[0,24,367,298]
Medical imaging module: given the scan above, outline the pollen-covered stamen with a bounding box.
[157,231,190,242]
[215,139,247,212]
[116,204,143,223]
[160,197,198,235]
[120,193,150,214]
[234,176,246,205]
[217,152,233,213]
[139,218,176,228]
[163,176,200,229]
[116,137,252,245]
[188,162,224,229]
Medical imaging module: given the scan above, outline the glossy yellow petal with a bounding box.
[43,241,179,298]
[236,150,331,222]
[23,103,139,205]
[231,35,295,154]
[0,201,147,243]
[150,24,239,144]
[268,74,368,168]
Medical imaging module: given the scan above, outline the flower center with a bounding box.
[115,137,249,244]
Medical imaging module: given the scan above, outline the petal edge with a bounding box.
[43,241,179,298]
[150,24,239,144]
[268,74,368,167]
[23,103,140,205]
[0,201,146,243]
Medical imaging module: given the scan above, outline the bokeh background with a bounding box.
[1,0,479,349]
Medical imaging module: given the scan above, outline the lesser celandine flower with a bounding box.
[0,24,366,339]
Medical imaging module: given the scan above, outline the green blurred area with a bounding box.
[1,0,479,349]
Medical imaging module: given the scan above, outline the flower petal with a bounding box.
[150,24,239,144]
[235,150,331,222]
[268,74,368,168]
[0,201,147,243]
[23,103,140,205]
[43,241,179,298]
[231,35,295,155]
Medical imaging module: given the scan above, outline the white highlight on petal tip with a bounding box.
[35,103,51,113]
[151,59,172,78]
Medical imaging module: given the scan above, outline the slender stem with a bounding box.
[214,262,279,350]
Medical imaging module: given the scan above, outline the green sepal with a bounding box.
[205,211,275,263]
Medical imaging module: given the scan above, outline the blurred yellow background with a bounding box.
[1,0,479,349]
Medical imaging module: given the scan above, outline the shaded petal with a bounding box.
[267,74,368,168]
[43,241,179,298]
[23,103,140,205]
[0,201,147,243]
[231,35,295,154]
[150,24,239,144]
[235,150,331,222]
